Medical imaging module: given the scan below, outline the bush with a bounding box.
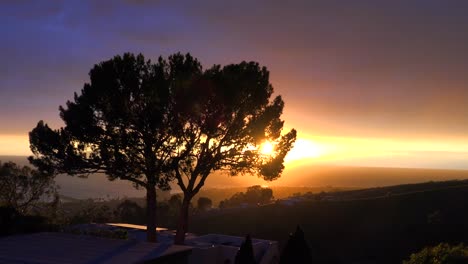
[403,243,468,264]
[280,225,313,264]
[0,206,55,236]
[64,224,128,240]
[235,234,256,264]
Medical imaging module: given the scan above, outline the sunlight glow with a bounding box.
[260,141,275,155]
[0,135,30,156]
[285,138,325,164]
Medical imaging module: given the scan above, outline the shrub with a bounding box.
[403,243,468,264]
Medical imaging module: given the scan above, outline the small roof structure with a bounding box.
[106,223,168,231]
[0,232,192,264]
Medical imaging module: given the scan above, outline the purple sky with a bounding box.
[2,0,468,169]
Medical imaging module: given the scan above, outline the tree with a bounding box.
[115,199,145,224]
[28,52,296,244]
[219,186,274,208]
[170,61,296,244]
[197,197,212,211]
[280,226,313,264]
[245,185,273,205]
[235,234,257,264]
[28,53,193,242]
[0,161,57,214]
[168,194,183,210]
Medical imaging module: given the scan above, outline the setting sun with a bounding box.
[260,141,275,155]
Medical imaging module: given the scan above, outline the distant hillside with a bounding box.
[193,186,355,208]
[190,180,468,263]
[3,155,468,199]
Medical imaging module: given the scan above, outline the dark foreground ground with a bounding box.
[190,181,468,263]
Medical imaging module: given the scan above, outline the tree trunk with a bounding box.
[174,196,191,245]
[146,184,157,243]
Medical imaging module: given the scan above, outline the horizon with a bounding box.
[3,1,468,174]
[3,155,468,200]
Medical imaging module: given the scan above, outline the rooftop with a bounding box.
[0,232,192,264]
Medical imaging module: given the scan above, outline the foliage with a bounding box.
[280,226,313,264]
[29,53,176,188]
[0,161,58,213]
[235,234,257,264]
[219,185,274,208]
[59,198,115,225]
[28,52,296,244]
[28,53,200,242]
[0,206,55,236]
[197,197,212,211]
[191,186,347,210]
[114,199,145,224]
[403,243,468,264]
[167,58,296,243]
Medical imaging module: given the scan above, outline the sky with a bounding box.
[2,0,468,169]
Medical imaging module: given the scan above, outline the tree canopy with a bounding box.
[169,60,296,243]
[219,185,274,208]
[197,197,212,211]
[0,161,57,214]
[29,53,188,242]
[29,52,296,244]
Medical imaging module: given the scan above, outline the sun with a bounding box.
[260,141,275,155]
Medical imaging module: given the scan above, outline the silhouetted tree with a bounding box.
[171,61,296,244]
[219,185,274,208]
[235,234,256,264]
[0,161,57,213]
[168,194,183,210]
[28,52,296,244]
[28,53,191,242]
[115,200,144,224]
[280,226,313,264]
[245,185,273,204]
[197,197,212,211]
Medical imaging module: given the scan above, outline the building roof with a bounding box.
[0,232,192,264]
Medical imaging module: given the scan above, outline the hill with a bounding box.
[189,180,468,263]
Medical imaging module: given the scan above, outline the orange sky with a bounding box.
[2,1,468,170]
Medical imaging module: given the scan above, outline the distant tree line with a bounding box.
[219,185,273,209]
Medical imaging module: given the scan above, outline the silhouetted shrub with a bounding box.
[0,206,53,236]
[235,234,256,264]
[403,243,468,264]
[280,225,313,264]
